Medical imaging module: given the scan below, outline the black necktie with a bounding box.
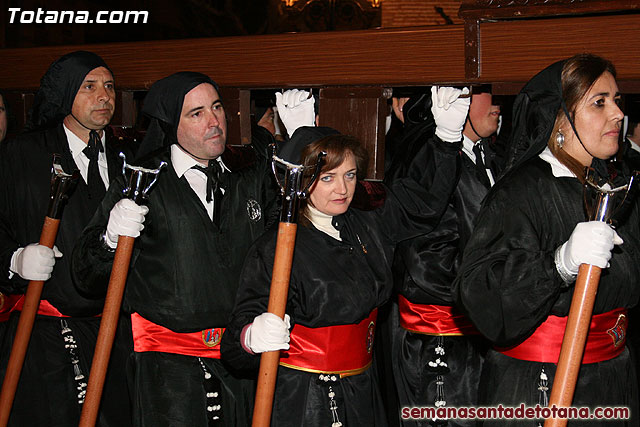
[82,130,106,200]
[472,143,491,188]
[192,161,224,226]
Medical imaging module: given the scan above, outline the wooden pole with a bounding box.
[78,235,135,427]
[544,264,601,427]
[252,222,298,427]
[0,217,61,426]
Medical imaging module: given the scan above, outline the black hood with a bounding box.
[25,51,111,132]
[278,126,340,164]
[138,71,218,159]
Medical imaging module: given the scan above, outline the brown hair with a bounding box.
[299,134,368,223]
[548,53,617,183]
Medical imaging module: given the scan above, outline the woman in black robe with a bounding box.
[454,54,640,425]
[222,94,468,426]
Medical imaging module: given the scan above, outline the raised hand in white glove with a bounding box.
[10,243,63,281]
[275,89,315,138]
[555,221,623,282]
[244,312,291,354]
[104,198,149,249]
[431,86,471,143]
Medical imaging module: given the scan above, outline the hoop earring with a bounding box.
[556,130,564,148]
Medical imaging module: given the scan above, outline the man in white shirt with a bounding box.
[0,50,135,426]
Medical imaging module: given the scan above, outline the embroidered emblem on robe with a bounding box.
[607,313,627,348]
[246,198,262,222]
[366,321,376,354]
[202,328,223,347]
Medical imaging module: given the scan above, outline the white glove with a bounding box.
[275,89,315,138]
[555,221,623,282]
[244,312,291,353]
[431,86,471,142]
[10,243,62,281]
[104,199,149,249]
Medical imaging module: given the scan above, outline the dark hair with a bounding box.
[548,53,617,182]
[299,134,368,222]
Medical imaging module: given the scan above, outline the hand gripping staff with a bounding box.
[252,146,325,427]
[79,153,166,427]
[0,156,79,427]
[545,170,638,427]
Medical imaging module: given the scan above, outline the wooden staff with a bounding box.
[0,156,79,427]
[545,174,636,427]
[79,154,165,427]
[252,151,325,427]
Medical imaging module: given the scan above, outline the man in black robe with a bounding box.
[72,72,278,426]
[386,87,501,426]
[0,51,134,426]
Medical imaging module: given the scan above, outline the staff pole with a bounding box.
[0,156,79,426]
[252,150,325,427]
[79,154,165,427]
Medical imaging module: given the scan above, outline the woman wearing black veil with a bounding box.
[454,54,639,425]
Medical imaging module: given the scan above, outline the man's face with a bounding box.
[0,95,7,142]
[176,83,227,161]
[464,92,500,141]
[69,67,115,131]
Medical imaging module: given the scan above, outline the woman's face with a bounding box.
[309,153,357,216]
[562,71,623,166]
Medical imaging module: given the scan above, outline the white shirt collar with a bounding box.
[305,204,341,241]
[170,144,228,177]
[461,134,479,163]
[629,138,640,154]
[64,124,106,159]
[538,146,577,178]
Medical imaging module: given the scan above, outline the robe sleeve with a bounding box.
[0,144,27,294]
[453,185,566,347]
[372,135,461,245]
[221,237,277,372]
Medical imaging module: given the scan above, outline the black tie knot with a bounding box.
[83,130,104,160]
[192,160,223,204]
[472,142,491,188]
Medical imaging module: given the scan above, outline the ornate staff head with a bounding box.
[583,168,639,225]
[271,144,325,223]
[119,152,167,204]
[48,154,80,219]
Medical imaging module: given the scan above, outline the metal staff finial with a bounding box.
[271,145,326,223]
[583,169,638,224]
[119,152,167,203]
[48,154,80,219]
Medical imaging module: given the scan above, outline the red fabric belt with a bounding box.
[398,295,480,336]
[131,313,223,359]
[496,308,628,364]
[13,297,70,317]
[280,309,378,377]
[0,293,23,321]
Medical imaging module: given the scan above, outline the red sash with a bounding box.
[497,308,628,364]
[12,296,70,317]
[398,295,480,336]
[280,309,377,377]
[0,293,24,321]
[131,313,224,359]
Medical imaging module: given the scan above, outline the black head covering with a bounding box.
[504,59,565,174]
[278,126,340,164]
[403,92,435,127]
[25,51,111,132]
[138,72,219,158]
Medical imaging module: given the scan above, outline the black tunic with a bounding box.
[389,147,495,426]
[0,124,135,426]
[72,136,278,426]
[222,136,461,427]
[454,157,640,426]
